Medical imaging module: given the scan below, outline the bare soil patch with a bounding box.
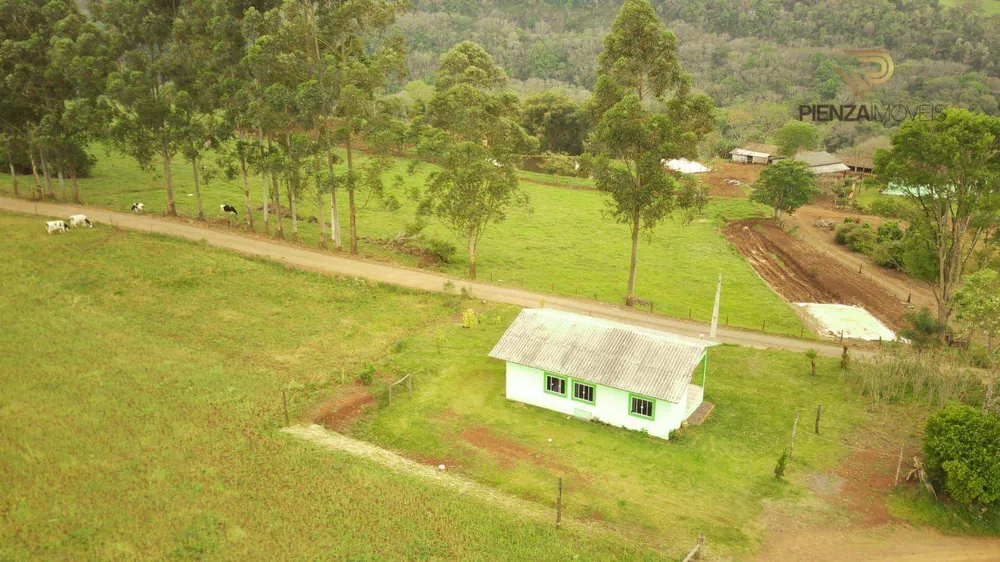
[724,219,909,331]
[701,161,761,198]
[314,389,375,431]
[460,426,581,479]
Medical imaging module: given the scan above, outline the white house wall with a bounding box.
[504,363,688,440]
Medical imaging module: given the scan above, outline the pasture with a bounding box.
[0,212,659,560]
[0,149,809,337]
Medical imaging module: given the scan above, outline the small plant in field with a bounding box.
[774,449,789,480]
[435,328,447,352]
[393,339,406,353]
[460,286,472,298]
[539,297,546,308]
[804,348,818,375]
[462,309,478,329]
[443,280,455,292]
[357,363,376,386]
[840,346,850,370]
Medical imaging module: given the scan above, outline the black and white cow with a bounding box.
[130,202,144,212]
[46,220,70,234]
[68,214,92,228]
[220,204,239,216]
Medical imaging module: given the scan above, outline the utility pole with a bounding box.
[709,273,722,340]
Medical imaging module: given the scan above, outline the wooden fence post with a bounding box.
[789,410,800,460]
[815,404,822,435]
[556,477,563,529]
[761,320,766,332]
[894,442,905,486]
[282,390,289,426]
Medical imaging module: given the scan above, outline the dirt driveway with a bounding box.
[723,219,910,331]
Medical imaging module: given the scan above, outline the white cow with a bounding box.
[130,202,144,213]
[46,220,70,234]
[68,214,92,228]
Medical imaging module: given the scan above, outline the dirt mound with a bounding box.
[314,391,375,431]
[723,219,908,330]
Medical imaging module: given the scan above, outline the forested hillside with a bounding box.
[399,0,1000,126]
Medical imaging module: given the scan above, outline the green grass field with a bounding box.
[0,212,666,560]
[349,318,875,557]
[0,148,808,337]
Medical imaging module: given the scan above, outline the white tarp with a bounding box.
[796,303,896,342]
[663,158,710,174]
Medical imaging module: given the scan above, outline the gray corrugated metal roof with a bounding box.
[488,309,717,403]
[795,151,843,167]
[808,163,850,174]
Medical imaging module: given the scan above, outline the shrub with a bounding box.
[834,222,859,245]
[923,404,1000,507]
[872,240,905,269]
[900,307,945,351]
[357,363,376,386]
[423,239,457,264]
[461,309,478,329]
[774,449,789,480]
[869,197,909,219]
[876,221,904,243]
[845,225,877,253]
[843,351,983,409]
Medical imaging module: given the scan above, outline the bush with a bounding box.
[923,404,1000,507]
[423,238,457,264]
[774,449,789,480]
[900,307,945,351]
[845,225,877,253]
[461,309,478,329]
[834,222,859,245]
[357,363,376,386]
[872,240,905,269]
[869,197,909,219]
[876,221,904,243]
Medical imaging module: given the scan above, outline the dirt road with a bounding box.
[785,205,937,313]
[2,197,852,356]
[724,219,910,331]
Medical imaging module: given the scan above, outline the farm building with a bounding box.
[730,143,781,164]
[489,309,716,440]
[794,151,850,175]
[838,155,875,175]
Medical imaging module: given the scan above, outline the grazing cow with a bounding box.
[130,202,144,212]
[220,204,239,216]
[68,214,92,228]
[46,220,70,234]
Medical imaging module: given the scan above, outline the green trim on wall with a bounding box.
[543,372,568,397]
[571,379,596,405]
[628,393,656,421]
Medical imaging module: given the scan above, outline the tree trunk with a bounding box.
[272,173,284,238]
[69,163,79,204]
[192,157,204,220]
[259,130,269,234]
[6,148,18,198]
[39,149,54,199]
[346,133,358,254]
[288,179,297,242]
[468,233,477,279]
[57,169,66,201]
[28,147,41,199]
[239,155,254,231]
[162,145,176,216]
[315,155,326,248]
[328,153,342,250]
[625,215,641,306]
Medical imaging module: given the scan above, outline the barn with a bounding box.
[730,143,780,165]
[794,151,850,175]
[489,309,716,440]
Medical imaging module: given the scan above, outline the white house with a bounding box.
[488,309,716,440]
[730,143,781,165]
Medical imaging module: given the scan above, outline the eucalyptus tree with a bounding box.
[415,41,537,279]
[587,0,714,306]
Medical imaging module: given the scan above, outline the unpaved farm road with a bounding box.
[2,197,851,356]
[758,524,1000,561]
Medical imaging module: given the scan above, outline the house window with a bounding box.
[544,373,567,396]
[629,394,655,420]
[572,381,595,405]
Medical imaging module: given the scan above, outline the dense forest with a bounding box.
[397,0,1000,150]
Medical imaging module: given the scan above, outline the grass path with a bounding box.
[1,197,850,356]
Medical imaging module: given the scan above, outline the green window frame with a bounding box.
[543,372,567,397]
[571,380,596,405]
[628,393,656,421]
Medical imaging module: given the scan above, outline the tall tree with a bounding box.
[587,0,714,306]
[773,121,820,157]
[96,0,188,216]
[520,90,587,155]
[749,159,819,221]
[875,109,1000,326]
[954,269,1000,413]
[415,41,536,278]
